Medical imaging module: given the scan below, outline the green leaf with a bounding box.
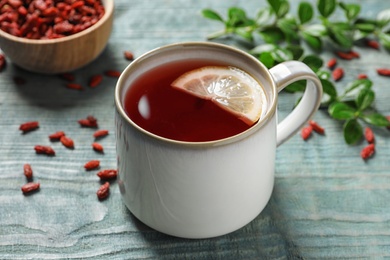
[356,88,375,111]
[270,47,294,62]
[234,27,254,41]
[360,113,390,127]
[302,55,323,72]
[227,7,254,27]
[259,52,275,68]
[317,70,331,80]
[286,45,304,60]
[355,22,376,33]
[317,0,336,18]
[303,24,327,37]
[301,32,322,51]
[285,80,306,93]
[298,2,314,24]
[379,32,390,50]
[256,7,274,26]
[277,17,300,42]
[342,79,373,100]
[321,79,338,102]
[327,23,354,48]
[201,9,224,22]
[328,102,357,120]
[339,2,360,21]
[259,27,285,43]
[377,9,390,28]
[267,0,289,18]
[250,44,276,55]
[343,119,363,145]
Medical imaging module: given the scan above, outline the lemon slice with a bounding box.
[171,66,266,125]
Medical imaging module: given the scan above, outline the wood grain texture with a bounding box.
[1,0,389,259]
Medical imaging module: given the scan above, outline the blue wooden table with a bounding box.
[1,0,389,259]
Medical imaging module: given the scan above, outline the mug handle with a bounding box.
[269,61,323,147]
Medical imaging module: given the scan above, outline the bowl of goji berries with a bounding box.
[0,0,114,74]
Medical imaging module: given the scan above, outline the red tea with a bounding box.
[124,59,262,142]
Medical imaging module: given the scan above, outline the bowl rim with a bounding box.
[0,0,114,45]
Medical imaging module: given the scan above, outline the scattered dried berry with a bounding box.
[0,54,6,71]
[332,67,344,81]
[60,73,75,82]
[376,68,390,77]
[21,182,40,194]
[309,120,325,135]
[335,51,355,60]
[97,169,117,180]
[327,58,337,69]
[357,74,368,79]
[365,40,379,50]
[93,129,109,138]
[19,121,39,132]
[49,131,65,140]
[124,51,134,60]
[364,127,375,144]
[34,145,55,156]
[78,115,98,128]
[97,182,110,200]
[89,74,103,88]
[23,164,33,179]
[66,83,83,90]
[361,144,375,160]
[84,160,100,170]
[92,142,104,153]
[301,125,313,140]
[104,70,121,77]
[60,136,74,149]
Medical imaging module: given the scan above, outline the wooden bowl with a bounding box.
[0,0,114,74]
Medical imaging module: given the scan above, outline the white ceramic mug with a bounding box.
[115,42,322,239]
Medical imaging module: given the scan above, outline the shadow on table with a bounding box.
[124,181,304,259]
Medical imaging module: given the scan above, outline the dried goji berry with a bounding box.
[327,58,337,69]
[332,67,344,81]
[84,160,100,170]
[335,51,355,60]
[89,74,103,88]
[49,131,65,140]
[59,73,75,82]
[92,142,104,153]
[97,182,110,200]
[23,164,33,179]
[366,40,379,50]
[361,144,375,160]
[349,50,360,58]
[358,74,368,79]
[0,54,6,71]
[93,129,109,138]
[60,136,74,149]
[21,182,40,194]
[309,120,325,135]
[364,127,375,144]
[104,70,121,77]
[19,121,39,132]
[376,68,390,77]
[34,145,55,156]
[124,51,134,61]
[97,169,117,180]
[78,115,98,128]
[301,125,313,140]
[66,83,83,90]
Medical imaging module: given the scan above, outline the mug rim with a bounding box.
[115,41,278,147]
